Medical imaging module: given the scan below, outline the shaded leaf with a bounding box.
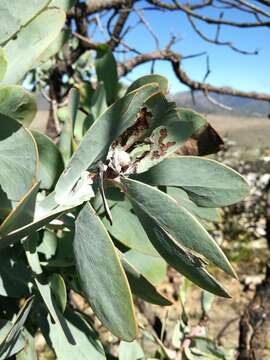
[166,187,221,223]
[0,85,37,127]
[74,203,137,340]
[59,88,80,164]
[119,251,171,306]
[0,297,34,359]
[130,200,230,297]
[177,123,224,156]
[91,82,107,119]
[49,274,67,313]
[95,46,118,105]
[0,247,31,298]
[122,178,235,277]
[0,182,39,237]
[124,249,167,286]
[102,204,158,256]
[32,131,64,190]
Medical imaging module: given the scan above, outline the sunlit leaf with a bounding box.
[136,157,249,207]
[126,74,168,95]
[0,48,7,81]
[0,0,51,45]
[0,297,34,359]
[41,308,106,360]
[0,114,38,214]
[55,83,160,203]
[2,8,66,84]
[35,276,75,344]
[119,340,144,360]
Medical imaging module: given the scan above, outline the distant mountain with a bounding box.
[171,91,270,118]
[37,91,270,118]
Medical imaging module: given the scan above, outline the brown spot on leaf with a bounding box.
[150,127,176,159]
[116,107,152,150]
[176,123,224,156]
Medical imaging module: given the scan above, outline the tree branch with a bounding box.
[118,49,270,102]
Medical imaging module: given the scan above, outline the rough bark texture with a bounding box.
[238,181,270,360]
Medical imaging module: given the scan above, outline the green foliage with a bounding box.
[0,4,249,357]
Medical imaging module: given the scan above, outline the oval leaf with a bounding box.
[122,178,235,278]
[119,251,171,306]
[102,204,158,256]
[0,114,38,213]
[41,308,105,360]
[0,85,37,127]
[0,0,51,45]
[129,199,230,297]
[136,156,249,207]
[0,48,7,81]
[126,74,168,95]
[2,8,66,84]
[32,131,64,189]
[74,203,137,340]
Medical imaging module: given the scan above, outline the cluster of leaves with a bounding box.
[0,1,249,359]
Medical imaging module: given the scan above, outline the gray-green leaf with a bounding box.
[136,157,249,207]
[74,203,137,340]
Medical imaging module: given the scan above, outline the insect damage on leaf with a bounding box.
[150,127,176,160]
[116,107,152,151]
[105,107,153,176]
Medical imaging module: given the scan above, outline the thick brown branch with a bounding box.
[172,60,270,101]
[117,50,180,76]
[118,50,270,102]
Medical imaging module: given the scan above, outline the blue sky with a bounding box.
[94,3,270,94]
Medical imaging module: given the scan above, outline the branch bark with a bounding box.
[118,50,270,102]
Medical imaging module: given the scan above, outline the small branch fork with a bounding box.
[50,0,270,105]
